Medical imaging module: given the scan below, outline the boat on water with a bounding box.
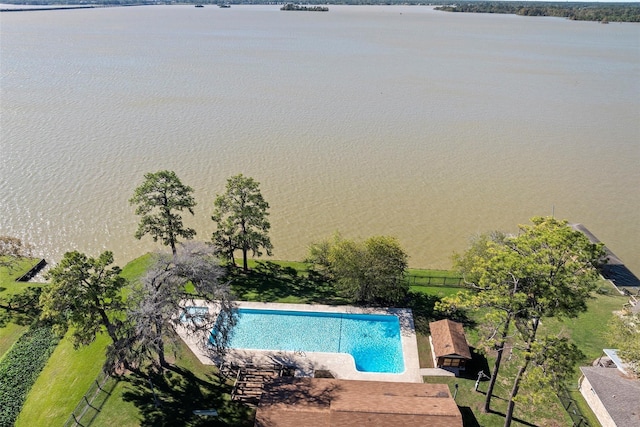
[219,3,230,7]
[195,4,204,7]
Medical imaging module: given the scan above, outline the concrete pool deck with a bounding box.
[175,301,423,383]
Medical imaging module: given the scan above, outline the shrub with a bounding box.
[0,323,59,426]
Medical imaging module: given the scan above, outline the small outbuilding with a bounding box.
[429,319,472,372]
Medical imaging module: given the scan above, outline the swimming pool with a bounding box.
[210,308,405,374]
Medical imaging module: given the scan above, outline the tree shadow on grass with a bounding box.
[121,365,253,426]
[459,406,482,427]
[405,291,475,335]
[0,286,42,327]
[228,262,346,305]
[458,347,491,381]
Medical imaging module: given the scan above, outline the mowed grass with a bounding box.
[433,289,628,427]
[16,332,111,426]
[14,255,152,427]
[0,322,28,360]
[91,337,254,427]
[0,259,43,359]
[542,287,626,365]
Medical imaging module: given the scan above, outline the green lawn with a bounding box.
[449,290,627,427]
[0,259,43,359]
[13,255,151,427]
[0,322,27,360]
[542,290,626,366]
[16,332,110,426]
[91,338,253,427]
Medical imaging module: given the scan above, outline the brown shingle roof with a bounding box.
[429,319,472,360]
[255,378,462,427]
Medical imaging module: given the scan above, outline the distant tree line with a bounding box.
[1,0,435,5]
[435,2,640,23]
[4,0,639,22]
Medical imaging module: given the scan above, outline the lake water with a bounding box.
[1,5,639,274]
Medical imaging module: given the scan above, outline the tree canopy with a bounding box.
[126,242,235,369]
[307,234,408,305]
[130,170,197,256]
[608,312,640,378]
[440,217,605,423]
[40,251,127,348]
[211,174,272,272]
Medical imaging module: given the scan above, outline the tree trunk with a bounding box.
[503,318,539,427]
[242,246,248,272]
[158,339,167,368]
[484,317,511,412]
[155,317,168,368]
[504,363,527,427]
[98,307,120,344]
[170,240,177,258]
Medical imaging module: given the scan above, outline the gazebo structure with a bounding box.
[429,319,472,373]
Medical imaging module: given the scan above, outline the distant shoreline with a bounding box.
[0,5,94,12]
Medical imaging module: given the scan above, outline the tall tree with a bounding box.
[441,231,512,413]
[40,251,127,348]
[127,242,235,369]
[130,170,197,257]
[441,217,605,424]
[307,234,409,305]
[211,174,272,272]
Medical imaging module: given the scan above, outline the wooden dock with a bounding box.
[571,223,640,290]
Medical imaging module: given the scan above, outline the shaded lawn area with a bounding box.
[229,261,347,305]
[14,254,252,427]
[423,375,572,427]
[444,291,628,427]
[91,338,254,427]
[230,259,465,305]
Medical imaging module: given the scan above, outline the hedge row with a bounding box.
[0,323,59,427]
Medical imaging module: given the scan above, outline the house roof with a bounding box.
[254,377,462,427]
[429,319,472,360]
[580,366,640,427]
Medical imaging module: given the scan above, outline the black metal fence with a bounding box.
[403,274,464,288]
[63,370,117,427]
[557,386,592,427]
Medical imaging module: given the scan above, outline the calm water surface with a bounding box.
[1,6,639,273]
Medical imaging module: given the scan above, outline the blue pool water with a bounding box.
[211,308,404,374]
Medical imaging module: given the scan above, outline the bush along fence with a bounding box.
[63,369,117,427]
[558,385,591,427]
[0,322,59,427]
